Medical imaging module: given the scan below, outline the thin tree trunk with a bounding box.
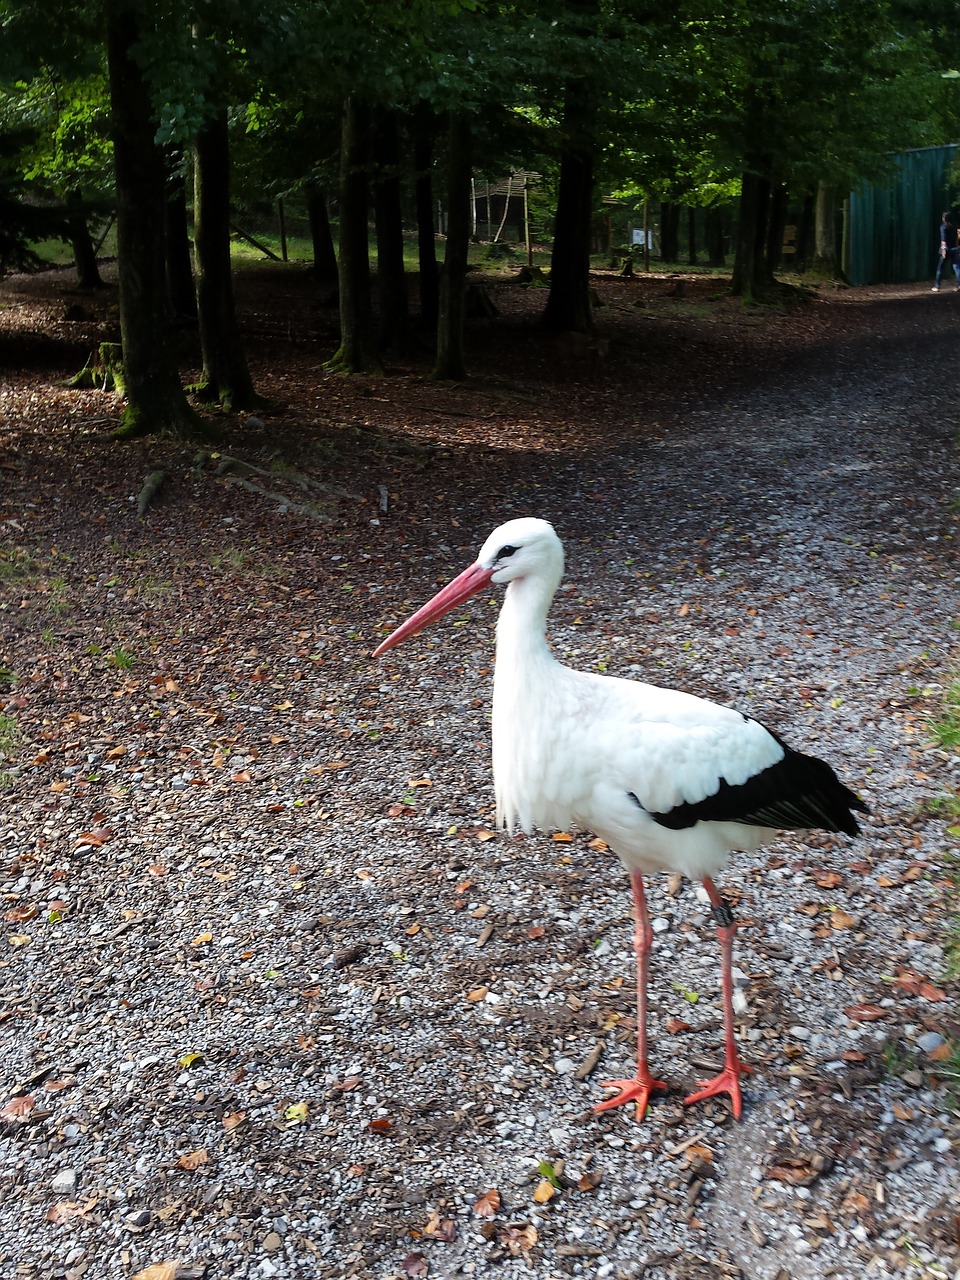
[66,189,102,288]
[307,187,338,281]
[434,112,471,380]
[373,108,408,351]
[659,201,680,263]
[414,101,439,332]
[104,0,200,440]
[193,109,257,410]
[687,206,697,266]
[731,164,773,300]
[813,181,841,276]
[705,206,725,267]
[541,86,595,334]
[326,96,381,373]
[796,190,815,270]
[164,163,195,317]
[765,183,787,278]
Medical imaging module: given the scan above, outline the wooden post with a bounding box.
[643,199,650,271]
[485,180,492,239]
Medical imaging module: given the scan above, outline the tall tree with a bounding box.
[104,0,199,438]
[435,110,471,380]
[193,108,258,409]
[541,0,600,335]
[326,96,381,374]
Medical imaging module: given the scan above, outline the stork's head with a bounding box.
[372,517,563,656]
[476,517,564,585]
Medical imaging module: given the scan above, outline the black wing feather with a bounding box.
[650,737,868,837]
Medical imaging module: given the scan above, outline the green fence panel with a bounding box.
[847,144,958,285]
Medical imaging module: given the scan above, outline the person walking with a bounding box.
[932,211,960,291]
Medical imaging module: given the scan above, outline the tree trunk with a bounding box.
[307,187,338,281]
[434,112,471,380]
[413,101,439,332]
[164,163,196,317]
[104,0,200,439]
[765,183,787,278]
[193,108,257,410]
[796,191,815,270]
[373,108,408,351]
[687,206,697,266]
[731,165,773,300]
[541,89,595,334]
[659,201,680,263]
[705,206,725,267]
[813,181,841,276]
[326,96,381,373]
[66,189,102,288]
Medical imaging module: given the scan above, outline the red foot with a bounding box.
[594,1071,668,1121]
[683,1062,753,1119]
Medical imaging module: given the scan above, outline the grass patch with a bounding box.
[0,710,20,788]
[930,678,960,750]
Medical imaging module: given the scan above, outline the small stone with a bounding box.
[51,1169,77,1195]
[788,1026,811,1041]
[917,1032,945,1054]
[124,1208,153,1228]
[554,1057,575,1076]
[262,1231,283,1253]
[651,916,670,934]
[902,1069,924,1088]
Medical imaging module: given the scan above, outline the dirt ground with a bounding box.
[0,262,958,1280]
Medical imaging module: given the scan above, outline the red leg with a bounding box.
[683,876,752,1118]
[595,870,667,1120]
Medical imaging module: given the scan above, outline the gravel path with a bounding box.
[1,277,958,1280]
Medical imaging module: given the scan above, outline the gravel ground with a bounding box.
[1,271,959,1280]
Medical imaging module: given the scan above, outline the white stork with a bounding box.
[373,517,867,1120]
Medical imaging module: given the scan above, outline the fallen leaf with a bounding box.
[918,982,947,1002]
[466,986,489,1002]
[814,871,844,888]
[829,909,856,930]
[474,1188,501,1218]
[3,904,38,923]
[177,1149,209,1171]
[231,770,252,783]
[475,828,496,841]
[765,1153,832,1186]
[666,1017,691,1034]
[222,1110,246,1131]
[400,1252,428,1276]
[368,1117,392,1133]
[577,1168,604,1192]
[552,831,574,842]
[191,931,213,946]
[131,1265,179,1280]
[499,1224,538,1254]
[843,1003,886,1022]
[77,828,115,849]
[527,924,545,939]
[533,1178,556,1203]
[285,1101,309,1123]
[178,1052,204,1069]
[0,1095,35,1121]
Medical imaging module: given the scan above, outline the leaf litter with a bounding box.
[0,268,958,1279]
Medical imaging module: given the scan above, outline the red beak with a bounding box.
[373,562,495,656]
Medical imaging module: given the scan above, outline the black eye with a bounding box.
[498,545,518,559]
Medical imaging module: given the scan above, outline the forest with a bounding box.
[1,0,959,442]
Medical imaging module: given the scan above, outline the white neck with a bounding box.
[494,572,559,672]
